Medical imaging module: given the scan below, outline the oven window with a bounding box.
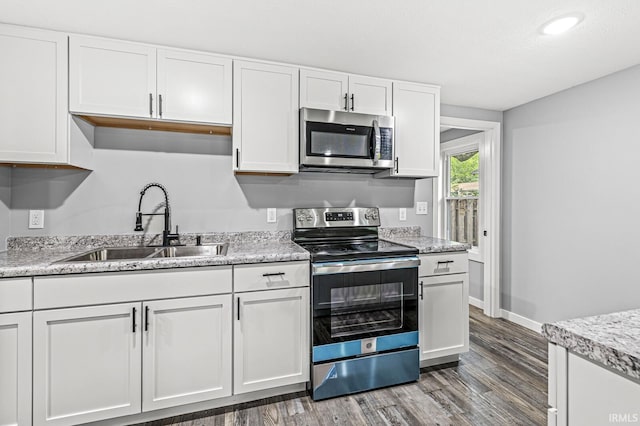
[311,131,369,157]
[330,282,403,338]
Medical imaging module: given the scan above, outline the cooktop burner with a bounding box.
[299,239,418,262]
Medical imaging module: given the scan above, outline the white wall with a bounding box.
[0,168,11,250]
[503,63,640,323]
[9,127,433,237]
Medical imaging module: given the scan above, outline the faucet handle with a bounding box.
[196,235,202,246]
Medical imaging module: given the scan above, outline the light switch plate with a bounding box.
[399,208,407,221]
[29,210,44,229]
[416,202,428,215]
[267,208,277,223]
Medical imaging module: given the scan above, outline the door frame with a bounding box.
[433,116,501,318]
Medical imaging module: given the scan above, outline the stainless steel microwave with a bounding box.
[300,108,394,172]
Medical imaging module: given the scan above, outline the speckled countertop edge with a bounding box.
[0,227,468,278]
[542,309,640,381]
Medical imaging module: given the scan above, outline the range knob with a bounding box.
[364,209,379,221]
[296,210,314,226]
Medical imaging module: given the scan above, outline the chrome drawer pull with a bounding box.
[262,272,285,277]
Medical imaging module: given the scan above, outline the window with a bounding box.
[440,133,482,258]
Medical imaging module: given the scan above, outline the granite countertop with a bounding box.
[384,234,472,253]
[542,309,640,381]
[0,232,309,278]
[0,227,468,279]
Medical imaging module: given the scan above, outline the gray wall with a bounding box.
[0,168,11,251]
[503,63,640,323]
[9,127,434,237]
[469,260,484,301]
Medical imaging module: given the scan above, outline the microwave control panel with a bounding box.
[379,128,393,160]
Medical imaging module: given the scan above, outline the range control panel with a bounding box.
[293,207,380,228]
[325,211,354,222]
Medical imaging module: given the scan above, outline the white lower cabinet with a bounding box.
[142,295,232,411]
[234,287,309,394]
[418,253,469,363]
[0,312,32,426]
[33,303,142,426]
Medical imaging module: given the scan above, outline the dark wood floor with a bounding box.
[140,306,548,426]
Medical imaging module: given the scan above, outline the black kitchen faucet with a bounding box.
[134,182,180,246]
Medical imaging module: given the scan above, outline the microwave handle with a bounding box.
[372,119,381,165]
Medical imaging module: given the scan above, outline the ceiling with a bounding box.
[3,0,640,111]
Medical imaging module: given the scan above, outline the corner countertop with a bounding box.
[383,235,472,254]
[542,309,640,380]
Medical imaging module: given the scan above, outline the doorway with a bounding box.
[434,117,501,318]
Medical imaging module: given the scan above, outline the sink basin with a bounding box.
[56,243,229,263]
[157,244,229,258]
[58,247,163,262]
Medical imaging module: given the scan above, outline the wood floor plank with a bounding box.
[136,305,548,426]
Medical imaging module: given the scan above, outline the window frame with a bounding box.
[440,133,483,262]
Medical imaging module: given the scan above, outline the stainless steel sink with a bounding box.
[56,243,228,263]
[157,244,229,258]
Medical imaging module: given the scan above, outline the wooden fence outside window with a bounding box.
[446,198,478,246]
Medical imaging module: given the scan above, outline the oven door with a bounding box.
[311,257,419,357]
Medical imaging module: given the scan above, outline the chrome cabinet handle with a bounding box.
[344,93,348,111]
[149,93,153,117]
[350,94,355,111]
[159,94,163,117]
[132,307,137,333]
[372,120,381,165]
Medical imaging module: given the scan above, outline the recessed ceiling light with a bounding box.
[541,14,583,35]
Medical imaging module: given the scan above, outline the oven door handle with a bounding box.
[312,256,420,275]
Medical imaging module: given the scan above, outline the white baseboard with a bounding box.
[501,309,543,333]
[469,297,484,309]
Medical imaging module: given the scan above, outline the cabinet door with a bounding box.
[419,273,469,360]
[233,60,299,173]
[234,288,309,394]
[142,295,232,411]
[157,50,232,124]
[0,25,68,164]
[69,36,156,118]
[33,303,142,426]
[0,312,31,426]
[299,69,349,111]
[348,75,392,115]
[392,82,440,177]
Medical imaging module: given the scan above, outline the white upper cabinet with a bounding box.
[383,82,440,178]
[69,36,232,125]
[70,36,156,119]
[156,49,232,124]
[300,69,392,115]
[348,75,392,116]
[299,69,349,111]
[233,60,299,174]
[0,24,68,164]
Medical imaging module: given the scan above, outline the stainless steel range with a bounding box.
[293,207,420,400]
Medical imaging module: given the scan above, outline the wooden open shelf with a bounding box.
[77,115,232,136]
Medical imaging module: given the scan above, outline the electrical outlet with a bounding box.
[267,208,277,223]
[29,210,44,229]
[416,202,428,215]
[399,208,407,221]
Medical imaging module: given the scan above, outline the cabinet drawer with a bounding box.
[419,252,468,277]
[34,266,232,309]
[234,261,309,292]
[0,278,32,313]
